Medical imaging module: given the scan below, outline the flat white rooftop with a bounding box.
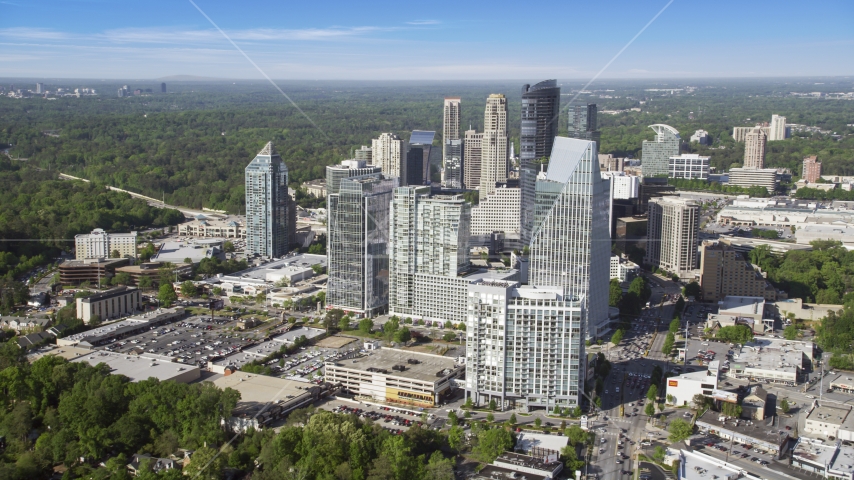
[678,449,740,480]
[70,350,200,383]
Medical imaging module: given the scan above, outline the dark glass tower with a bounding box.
[520,80,561,242]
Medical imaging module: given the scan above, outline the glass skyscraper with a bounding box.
[245,141,289,258]
[567,103,600,145]
[528,137,611,338]
[520,80,560,241]
[326,172,398,316]
[641,124,680,178]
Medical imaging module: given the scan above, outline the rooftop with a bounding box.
[210,371,312,415]
[718,296,766,317]
[793,438,854,477]
[151,240,222,264]
[515,431,569,454]
[218,253,326,285]
[79,286,138,303]
[70,350,200,383]
[807,404,851,426]
[696,409,795,448]
[732,338,810,373]
[327,348,461,383]
[677,449,741,480]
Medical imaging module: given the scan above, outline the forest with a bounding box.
[2,78,852,217]
[0,158,184,279]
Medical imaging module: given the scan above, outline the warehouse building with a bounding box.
[324,348,464,408]
[70,350,200,383]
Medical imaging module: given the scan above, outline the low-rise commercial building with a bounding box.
[716,197,854,228]
[178,214,245,239]
[301,179,327,198]
[695,409,794,458]
[75,228,138,260]
[70,350,200,383]
[151,239,224,265]
[676,449,741,480]
[792,437,854,480]
[114,261,193,287]
[804,403,854,441]
[76,286,142,323]
[490,452,563,479]
[610,255,640,283]
[728,337,814,385]
[210,253,327,294]
[665,369,734,407]
[324,348,464,408]
[796,224,854,247]
[57,307,185,347]
[718,234,813,256]
[59,258,130,285]
[773,298,843,322]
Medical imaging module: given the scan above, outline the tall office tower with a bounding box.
[117,88,125,98]
[389,186,471,317]
[36,83,44,94]
[769,114,787,141]
[326,172,398,316]
[480,94,509,196]
[465,281,584,410]
[354,145,372,163]
[802,155,822,183]
[245,142,290,258]
[443,98,462,187]
[371,133,405,179]
[161,82,166,93]
[406,130,435,186]
[463,129,483,189]
[566,103,600,145]
[325,160,382,199]
[640,124,680,177]
[645,197,700,274]
[528,137,611,338]
[520,80,560,241]
[743,127,767,169]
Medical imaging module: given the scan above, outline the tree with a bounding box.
[781,399,790,414]
[645,403,655,417]
[425,451,454,480]
[653,445,666,462]
[393,327,411,344]
[183,445,226,480]
[113,272,132,286]
[180,280,198,298]
[448,425,465,452]
[565,424,588,446]
[562,444,585,472]
[668,418,694,442]
[669,317,680,334]
[137,275,153,292]
[486,413,494,422]
[647,384,658,402]
[693,394,713,410]
[666,394,674,404]
[658,403,665,413]
[609,278,623,307]
[474,427,514,463]
[682,281,701,299]
[223,241,235,253]
[610,329,624,346]
[338,317,350,331]
[783,324,798,340]
[509,413,517,425]
[110,249,121,258]
[534,417,542,428]
[447,410,458,427]
[488,399,497,411]
[358,318,374,335]
[158,282,178,307]
[715,325,753,343]
[662,332,675,355]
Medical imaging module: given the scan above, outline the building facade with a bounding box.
[76,286,141,323]
[178,215,245,239]
[388,186,471,318]
[245,141,290,258]
[371,133,404,179]
[470,186,521,236]
[528,137,611,338]
[464,129,483,189]
[699,243,778,302]
[769,114,787,141]
[645,197,700,274]
[641,124,680,178]
[744,127,767,169]
[326,160,382,194]
[610,255,640,283]
[443,98,462,188]
[567,103,600,145]
[75,228,138,260]
[480,94,509,196]
[727,167,778,193]
[802,155,822,183]
[690,129,711,145]
[354,145,372,163]
[407,130,434,187]
[520,80,560,243]
[326,172,398,316]
[668,154,710,180]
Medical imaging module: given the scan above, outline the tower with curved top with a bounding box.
[641,124,680,178]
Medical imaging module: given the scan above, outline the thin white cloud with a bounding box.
[0,27,71,40]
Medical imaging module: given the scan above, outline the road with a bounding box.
[59,172,203,218]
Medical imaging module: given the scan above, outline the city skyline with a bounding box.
[2,0,852,79]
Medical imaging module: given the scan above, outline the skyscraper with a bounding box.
[36,83,44,94]
[372,133,405,179]
[744,127,767,169]
[161,82,166,93]
[480,94,508,196]
[641,124,680,177]
[443,98,462,188]
[567,103,600,145]
[389,186,470,317]
[528,136,611,338]
[769,114,787,141]
[645,197,700,274]
[245,142,290,258]
[463,129,483,189]
[325,159,381,196]
[406,130,434,187]
[520,80,561,242]
[354,145,372,163]
[326,170,398,316]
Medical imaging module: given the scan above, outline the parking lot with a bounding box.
[98,314,266,367]
[322,401,436,435]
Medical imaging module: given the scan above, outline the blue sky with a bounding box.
[1,0,852,79]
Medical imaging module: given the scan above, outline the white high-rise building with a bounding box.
[388,186,471,317]
[744,127,767,169]
[245,142,290,258]
[769,114,787,141]
[480,94,508,196]
[529,137,611,337]
[465,281,584,410]
[668,154,710,179]
[470,186,521,236]
[75,229,138,260]
[690,129,711,145]
[645,197,700,274]
[601,172,640,200]
[371,133,405,179]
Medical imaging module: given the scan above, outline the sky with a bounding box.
[1,0,853,80]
